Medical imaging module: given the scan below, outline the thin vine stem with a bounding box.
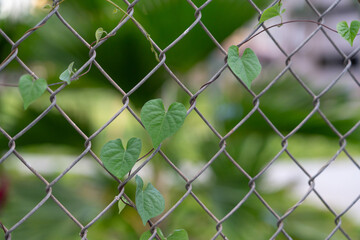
[241,19,341,48]
[104,0,159,62]
[0,19,357,88]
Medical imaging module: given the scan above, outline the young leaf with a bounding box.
[140,99,187,148]
[100,138,142,179]
[118,200,126,214]
[227,45,261,89]
[167,229,189,240]
[18,74,47,110]
[337,20,360,46]
[135,175,165,225]
[95,27,107,44]
[67,62,74,73]
[258,3,285,25]
[59,62,74,84]
[43,4,52,10]
[140,228,166,240]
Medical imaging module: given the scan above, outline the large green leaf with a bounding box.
[227,46,261,89]
[18,74,47,110]
[100,138,142,179]
[140,99,187,148]
[337,20,360,46]
[135,175,165,225]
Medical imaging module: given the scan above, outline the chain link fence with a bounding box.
[0,0,359,239]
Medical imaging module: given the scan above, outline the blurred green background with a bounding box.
[1,0,360,239]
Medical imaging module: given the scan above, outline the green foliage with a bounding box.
[336,20,360,46]
[167,229,189,240]
[98,99,186,231]
[140,99,187,148]
[95,27,107,44]
[118,200,126,214]
[42,4,52,10]
[18,74,47,110]
[135,175,165,225]
[227,46,261,89]
[140,228,165,240]
[100,138,142,179]
[8,2,360,239]
[258,3,285,26]
[59,62,75,84]
[140,228,188,240]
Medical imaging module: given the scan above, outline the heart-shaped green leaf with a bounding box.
[258,3,285,26]
[140,228,166,240]
[141,99,187,148]
[135,175,165,225]
[100,138,142,179]
[18,74,47,110]
[227,46,261,89]
[337,20,360,46]
[167,229,189,240]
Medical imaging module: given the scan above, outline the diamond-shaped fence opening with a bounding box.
[0,0,359,239]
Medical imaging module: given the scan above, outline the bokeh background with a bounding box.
[0,0,360,239]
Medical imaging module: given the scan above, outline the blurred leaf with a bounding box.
[18,75,47,110]
[167,229,189,240]
[95,27,107,44]
[140,228,166,240]
[135,175,165,225]
[118,200,126,214]
[59,62,74,84]
[43,4,52,10]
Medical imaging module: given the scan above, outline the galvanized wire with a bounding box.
[0,0,359,239]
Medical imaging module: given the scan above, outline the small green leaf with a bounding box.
[167,229,189,240]
[118,200,126,214]
[18,74,47,110]
[100,138,142,179]
[258,3,285,25]
[95,27,107,44]
[67,62,74,73]
[59,70,70,84]
[140,228,166,240]
[43,4,52,9]
[59,62,74,85]
[227,46,261,89]
[141,99,187,148]
[337,20,360,46]
[135,175,165,225]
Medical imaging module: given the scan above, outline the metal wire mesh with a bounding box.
[0,0,359,239]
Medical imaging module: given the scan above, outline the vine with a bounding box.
[12,2,360,239]
[100,98,188,239]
